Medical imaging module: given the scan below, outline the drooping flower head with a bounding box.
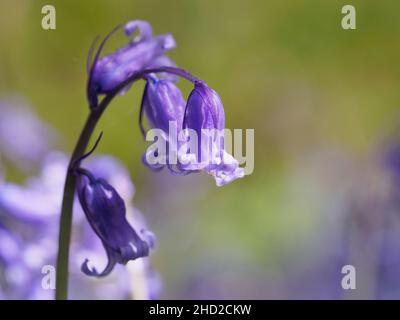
[67,133,154,277]
[181,81,245,186]
[76,167,152,277]
[140,76,244,185]
[85,20,245,185]
[141,75,185,134]
[87,20,176,108]
[384,140,400,191]
[140,75,187,173]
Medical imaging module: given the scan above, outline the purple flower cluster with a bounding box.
[88,20,244,186]
[52,19,245,288]
[141,78,245,186]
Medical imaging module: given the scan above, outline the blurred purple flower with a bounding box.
[0,97,56,171]
[382,141,400,197]
[0,152,65,223]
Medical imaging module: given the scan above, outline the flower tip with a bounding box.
[124,20,152,40]
[81,258,98,276]
[81,257,116,278]
[141,229,157,249]
[162,34,176,50]
[214,167,245,187]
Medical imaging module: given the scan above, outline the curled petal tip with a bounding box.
[141,229,157,249]
[89,21,177,100]
[124,20,153,40]
[81,257,116,278]
[162,34,176,50]
[214,167,245,187]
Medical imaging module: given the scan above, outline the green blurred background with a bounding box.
[1,0,400,298]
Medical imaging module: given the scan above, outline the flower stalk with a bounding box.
[55,66,197,299]
[55,104,105,299]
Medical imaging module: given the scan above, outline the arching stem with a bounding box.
[55,66,198,299]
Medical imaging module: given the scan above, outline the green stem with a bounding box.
[54,69,143,299]
[55,106,104,299]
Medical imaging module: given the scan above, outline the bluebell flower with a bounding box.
[76,168,152,277]
[140,75,187,173]
[181,81,245,186]
[141,77,244,185]
[86,155,136,200]
[87,20,176,108]
[141,76,185,134]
